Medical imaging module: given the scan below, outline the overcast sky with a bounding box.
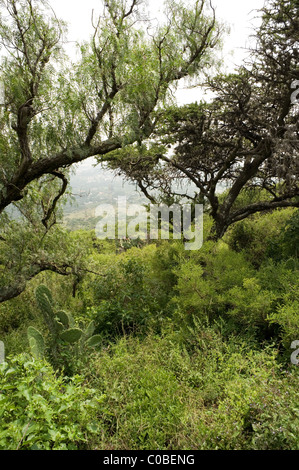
[1,0,266,174]
[46,0,266,173]
[50,0,265,104]
[50,0,265,52]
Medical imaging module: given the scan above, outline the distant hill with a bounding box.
[63,159,148,230]
[63,158,227,231]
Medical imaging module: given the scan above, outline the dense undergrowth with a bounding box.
[0,208,298,450]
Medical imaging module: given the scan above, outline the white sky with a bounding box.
[1,0,266,176]
[50,0,266,104]
[0,0,266,104]
[47,0,266,174]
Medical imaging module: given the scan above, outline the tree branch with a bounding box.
[230,198,299,225]
[0,261,72,303]
[42,171,68,229]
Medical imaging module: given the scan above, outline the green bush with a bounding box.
[224,277,274,329]
[82,327,299,450]
[226,208,297,266]
[0,354,104,450]
[1,219,298,451]
[198,362,299,450]
[171,239,298,343]
[267,209,299,261]
[89,244,181,339]
[268,289,299,354]
[85,335,188,450]
[172,242,254,324]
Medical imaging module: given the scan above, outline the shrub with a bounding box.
[83,328,299,450]
[90,244,180,339]
[268,290,299,355]
[226,208,296,267]
[0,354,104,450]
[172,243,254,324]
[86,335,188,450]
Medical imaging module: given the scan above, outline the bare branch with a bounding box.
[42,171,68,229]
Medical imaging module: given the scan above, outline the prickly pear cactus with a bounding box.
[55,310,70,328]
[60,328,83,344]
[30,285,103,366]
[27,326,45,360]
[35,285,53,315]
[83,320,95,340]
[85,334,102,348]
[35,285,57,336]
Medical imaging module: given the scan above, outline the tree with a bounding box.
[110,0,299,239]
[0,0,223,302]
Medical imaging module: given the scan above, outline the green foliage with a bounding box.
[31,285,103,372]
[224,278,274,333]
[92,256,155,337]
[84,329,299,450]
[27,326,45,360]
[268,285,299,353]
[227,208,297,266]
[0,0,223,308]
[172,242,254,323]
[59,328,83,344]
[202,363,299,450]
[268,209,299,261]
[0,354,103,450]
[0,0,298,453]
[170,230,299,347]
[1,216,299,450]
[88,244,180,339]
[0,287,45,357]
